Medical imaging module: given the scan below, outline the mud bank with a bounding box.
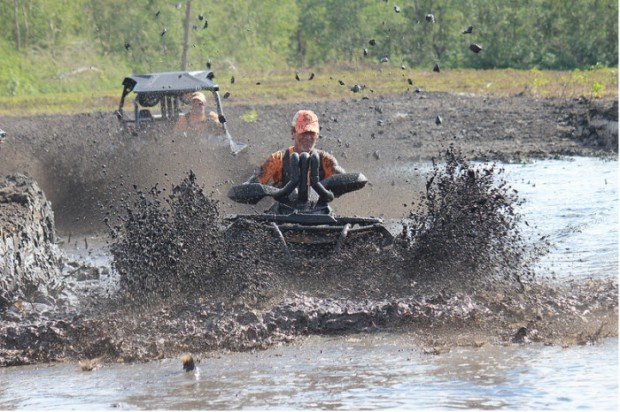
[1,280,616,367]
[570,99,618,151]
[0,174,118,366]
[0,175,64,311]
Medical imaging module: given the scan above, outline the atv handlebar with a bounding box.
[228,151,368,205]
[309,154,335,203]
[228,172,368,205]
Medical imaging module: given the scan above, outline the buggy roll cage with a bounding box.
[116,70,227,130]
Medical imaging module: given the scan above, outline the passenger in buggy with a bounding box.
[174,91,221,134]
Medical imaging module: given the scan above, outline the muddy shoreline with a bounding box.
[1,280,616,366]
[0,93,617,368]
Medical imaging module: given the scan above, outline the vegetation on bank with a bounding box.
[0,0,616,115]
[0,0,617,98]
[0,67,616,117]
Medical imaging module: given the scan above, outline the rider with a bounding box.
[174,91,220,133]
[250,110,344,187]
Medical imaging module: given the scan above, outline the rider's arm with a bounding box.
[247,151,284,186]
[320,151,345,178]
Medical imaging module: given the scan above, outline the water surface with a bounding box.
[0,334,616,410]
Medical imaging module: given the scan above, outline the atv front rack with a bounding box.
[226,213,393,258]
[230,213,383,226]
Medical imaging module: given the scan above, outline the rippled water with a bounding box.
[503,157,618,280]
[1,157,617,410]
[0,335,616,410]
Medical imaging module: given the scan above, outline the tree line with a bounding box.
[0,0,617,95]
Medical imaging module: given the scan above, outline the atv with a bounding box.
[115,70,246,154]
[226,151,393,259]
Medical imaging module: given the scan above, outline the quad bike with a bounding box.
[115,70,246,154]
[226,151,394,259]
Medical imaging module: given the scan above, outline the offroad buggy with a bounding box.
[115,70,246,153]
[227,151,393,258]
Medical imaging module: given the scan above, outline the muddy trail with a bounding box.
[0,93,617,367]
[0,94,616,234]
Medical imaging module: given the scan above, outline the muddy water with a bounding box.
[503,157,618,280]
[0,334,616,410]
[0,157,617,410]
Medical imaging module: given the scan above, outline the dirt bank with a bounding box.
[0,94,616,234]
[0,175,64,311]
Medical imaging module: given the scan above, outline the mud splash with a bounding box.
[109,171,222,301]
[112,146,532,301]
[401,146,534,292]
[92,147,615,361]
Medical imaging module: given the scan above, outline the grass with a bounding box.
[0,90,119,117]
[0,67,616,117]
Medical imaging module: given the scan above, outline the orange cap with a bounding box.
[292,110,319,134]
[191,91,207,105]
